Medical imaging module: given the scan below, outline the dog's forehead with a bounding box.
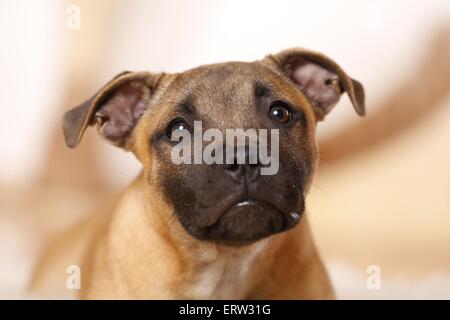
[180,61,270,83]
[166,61,283,126]
[175,62,271,98]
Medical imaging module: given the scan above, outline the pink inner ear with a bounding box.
[291,62,341,114]
[98,84,146,144]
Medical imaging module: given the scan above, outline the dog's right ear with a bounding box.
[63,71,163,149]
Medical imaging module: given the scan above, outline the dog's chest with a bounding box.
[183,243,267,299]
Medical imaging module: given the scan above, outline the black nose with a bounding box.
[225,156,261,182]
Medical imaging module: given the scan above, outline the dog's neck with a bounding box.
[176,238,272,299]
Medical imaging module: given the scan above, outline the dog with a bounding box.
[29,48,365,299]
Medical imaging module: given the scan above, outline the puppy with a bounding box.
[30,48,365,299]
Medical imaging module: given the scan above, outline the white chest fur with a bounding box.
[183,241,268,299]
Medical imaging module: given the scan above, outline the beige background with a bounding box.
[0,0,449,299]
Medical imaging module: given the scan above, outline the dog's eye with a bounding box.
[167,120,190,139]
[269,103,292,124]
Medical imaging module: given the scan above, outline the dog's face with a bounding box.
[63,48,365,245]
[148,62,316,244]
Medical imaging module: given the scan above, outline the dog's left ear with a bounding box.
[265,48,365,120]
[63,71,163,149]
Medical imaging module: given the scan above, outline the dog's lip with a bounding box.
[224,198,302,219]
[223,198,282,218]
[201,198,279,228]
[223,199,267,218]
[201,197,302,228]
[225,198,303,224]
[236,199,258,207]
[200,198,302,244]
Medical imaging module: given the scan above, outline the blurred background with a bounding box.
[0,0,449,299]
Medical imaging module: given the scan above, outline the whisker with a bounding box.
[312,182,330,198]
[318,154,338,170]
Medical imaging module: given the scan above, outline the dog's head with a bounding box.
[63,48,365,245]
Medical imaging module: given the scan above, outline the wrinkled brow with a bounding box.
[174,93,196,115]
[253,81,273,98]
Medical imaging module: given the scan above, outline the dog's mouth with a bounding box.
[195,198,302,245]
